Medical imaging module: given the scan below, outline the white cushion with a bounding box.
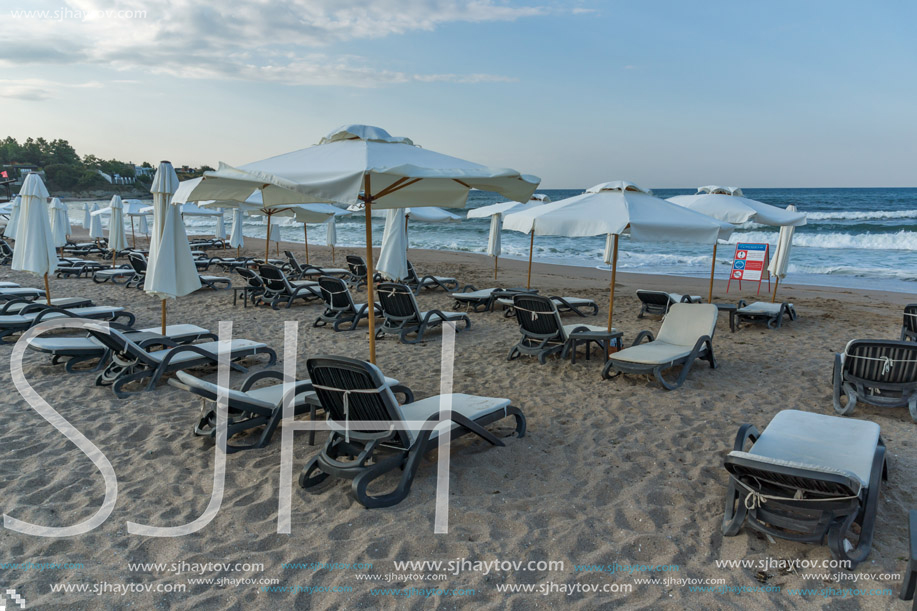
[147,339,266,364]
[395,393,510,444]
[610,341,693,365]
[452,289,497,300]
[738,301,792,315]
[656,303,717,347]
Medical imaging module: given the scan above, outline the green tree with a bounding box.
[44,163,82,190]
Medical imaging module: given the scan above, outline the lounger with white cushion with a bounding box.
[602,303,717,389]
[498,294,598,318]
[170,369,406,452]
[375,282,470,344]
[27,324,217,373]
[833,339,917,422]
[735,300,797,329]
[87,327,277,398]
[450,286,537,313]
[258,264,320,309]
[198,275,232,290]
[1,297,93,314]
[636,289,702,318]
[0,306,135,342]
[284,251,352,282]
[299,356,526,508]
[405,261,459,294]
[722,410,887,567]
[313,276,380,331]
[92,267,136,284]
[0,287,46,301]
[0,281,19,288]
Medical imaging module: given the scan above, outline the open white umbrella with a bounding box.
[49,197,71,252]
[89,203,104,242]
[11,175,56,304]
[326,216,337,262]
[146,161,183,333]
[504,181,733,330]
[468,194,550,279]
[4,195,21,240]
[767,204,798,302]
[248,203,341,263]
[667,186,806,299]
[107,195,129,267]
[81,202,92,229]
[189,124,538,362]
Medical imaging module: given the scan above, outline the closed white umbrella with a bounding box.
[468,194,550,279]
[11,174,56,304]
[89,203,104,241]
[229,206,244,255]
[326,215,337,262]
[504,181,734,329]
[107,195,129,266]
[49,197,71,251]
[81,202,92,229]
[147,161,182,333]
[138,214,149,237]
[377,208,409,281]
[216,208,227,241]
[767,204,798,302]
[4,195,21,240]
[144,202,201,311]
[185,124,539,362]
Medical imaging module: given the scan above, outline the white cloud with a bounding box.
[0,0,547,87]
[0,77,104,101]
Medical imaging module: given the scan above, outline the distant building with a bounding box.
[134,165,155,177]
[2,164,44,186]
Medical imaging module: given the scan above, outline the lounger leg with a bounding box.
[507,405,527,438]
[721,477,748,537]
[352,439,430,509]
[832,354,858,416]
[826,446,886,568]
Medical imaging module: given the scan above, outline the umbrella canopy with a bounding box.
[767,204,798,302]
[107,195,129,255]
[229,206,244,249]
[377,208,409,281]
[138,214,150,236]
[49,197,70,247]
[216,208,227,239]
[326,216,336,247]
[468,194,551,277]
[504,181,734,328]
[405,207,462,222]
[249,203,341,224]
[82,202,92,229]
[144,202,201,300]
[93,199,150,218]
[4,195,21,240]
[12,174,56,302]
[148,161,180,267]
[667,186,807,227]
[89,203,104,239]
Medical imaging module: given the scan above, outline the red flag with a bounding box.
[0,171,7,178]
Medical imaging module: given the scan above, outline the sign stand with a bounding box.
[726,242,771,295]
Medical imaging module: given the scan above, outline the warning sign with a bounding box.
[727,243,770,295]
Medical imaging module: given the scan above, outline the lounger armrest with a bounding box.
[631,330,655,346]
[903,510,917,602]
[0,297,30,314]
[31,306,84,323]
[731,423,760,451]
[279,380,315,406]
[240,369,286,391]
[422,309,451,325]
[458,284,478,293]
[388,384,415,404]
[679,295,695,303]
[737,299,747,308]
[137,336,180,350]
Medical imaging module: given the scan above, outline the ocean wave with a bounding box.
[728,230,917,251]
[806,209,917,221]
[788,263,917,281]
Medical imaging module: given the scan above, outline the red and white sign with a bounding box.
[727,243,770,295]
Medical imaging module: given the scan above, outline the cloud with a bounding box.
[0,0,547,87]
[0,77,111,101]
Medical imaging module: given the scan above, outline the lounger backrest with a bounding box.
[306,356,411,449]
[843,339,917,385]
[346,255,367,279]
[85,327,153,363]
[512,294,563,340]
[283,251,303,273]
[318,276,355,312]
[905,305,917,335]
[405,261,419,284]
[376,283,421,322]
[636,290,674,307]
[128,253,147,274]
[0,239,12,257]
[258,264,290,292]
[724,452,862,499]
[656,304,718,347]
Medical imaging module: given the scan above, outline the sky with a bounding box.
[1,0,914,188]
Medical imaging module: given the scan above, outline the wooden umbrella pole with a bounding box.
[707,242,718,303]
[607,234,619,332]
[493,255,498,280]
[131,217,136,248]
[363,176,377,364]
[526,231,534,289]
[331,244,335,263]
[161,299,166,335]
[112,250,117,269]
[236,246,240,258]
[44,272,51,305]
[771,278,780,303]
[264,210,272,262]
[304,224,309,264]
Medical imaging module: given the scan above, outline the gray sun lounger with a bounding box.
[87,327,277,398]
[92,266,136,284]
[508,294,620,364]
[636,289,702,318]
[284,251,352,282]
[722,410,887,568]
[298,355,525,508]
[313,276,380,331]
[902,304,917,342]
[0,305,135,342]
[27,324,217,373]
[833,339,917,422]
[451,286,537,313]
[0,287,46,301]
[170,368,403,452]
[0,297,93,314]
[0,281,19,288]
[376,282,470,344]
[902,510,917,609]
[404,261,459,294]
[258,264,320,309]
[498,294,598,318]
[735,300,797,329]
[602,303,718,389]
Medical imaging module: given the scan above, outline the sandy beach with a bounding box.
[0,226,913,610]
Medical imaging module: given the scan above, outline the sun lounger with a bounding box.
[284,251,352,281]
[56,260,107,278]
[451,286,538,313]
[27,324,217,373]
[234,268,265,306]
[376,282,470,344]
[92,266,136,284]
[902,510,917,609]
[258,264,320,309]
[346,255,370,289]
[198,274,232,290]
[405,260,458,293]
[497,294,598,318]
[63,240,106,256]
[602,303,717,389]
[1,297,93,314]
[508,294,620,364]
[87,327,277,398]
[298,355,525,508]
[0,239,13,265]
[0,281,18,288]
[722,410,887,567]
[902,305,917,342]
[0,287,46,301]
[209,256,254,272]
[313,276,380,331]
[0,305,135,342]
[833,339,917,422]
[636,289,702,318]
[734,300,797,329]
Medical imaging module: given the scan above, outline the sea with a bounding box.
[66,187,917,294]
